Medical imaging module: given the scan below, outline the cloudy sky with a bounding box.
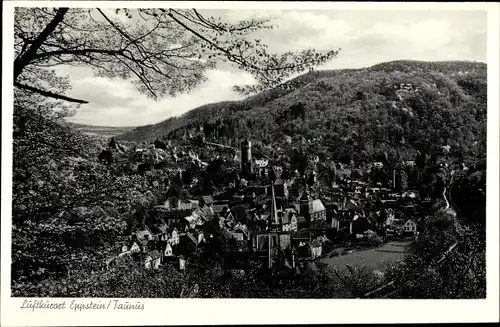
[63,9,487,127]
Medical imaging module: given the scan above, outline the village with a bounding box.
[105,136,430,274]
[7,4,490,315]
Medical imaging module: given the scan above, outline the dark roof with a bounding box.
[231,204,252,223]
[148,225,162,235]
[214,189,236,201]
[292,229,311,239]
[186,232,198,245]
[161,209,194,220]
[245,190,256,198]
[132,237,147,247]
[309,220,329,229]
[247,186,268,196]
[273,184,287,198]
[256,234,269,250]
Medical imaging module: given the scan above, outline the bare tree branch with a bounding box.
[13,7,338,102]
[15,82,89,104]
[32,48,124,62]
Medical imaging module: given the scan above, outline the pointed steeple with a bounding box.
[300,186,311,202]
[270,183,279,226]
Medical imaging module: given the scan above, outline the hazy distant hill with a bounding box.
[67,122,136,138]
[117,60,487,165]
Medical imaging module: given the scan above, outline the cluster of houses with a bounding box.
[106,139,427,273]
[107,186,333,271]
[107,176,423,272]
[325,177,425,243]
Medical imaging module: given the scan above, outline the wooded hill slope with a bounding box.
[118,60,487,167]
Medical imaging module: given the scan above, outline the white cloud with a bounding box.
[215,10,351,52]
[67,69,256,127]
[221,9,277,22]
[62,10,486,127]
[272,11,352,50]
[360,19,453,52]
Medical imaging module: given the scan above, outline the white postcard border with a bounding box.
[2,1,499,326]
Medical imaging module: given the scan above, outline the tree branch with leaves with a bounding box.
[14,7,339,104]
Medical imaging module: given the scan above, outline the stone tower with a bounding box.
[240,140,253,176]
[300,187,312,223]
[308,171,317,185]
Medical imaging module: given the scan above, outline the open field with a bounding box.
[320,240,413,272]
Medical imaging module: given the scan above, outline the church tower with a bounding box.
[300,187,312,224]
[240,140,253,176]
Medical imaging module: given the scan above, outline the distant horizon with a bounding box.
[65,58,487,128]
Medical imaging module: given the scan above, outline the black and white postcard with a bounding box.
[2,1,499,325]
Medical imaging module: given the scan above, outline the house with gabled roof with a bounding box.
[130,229,153,254]
[350,213,371,235]
[135,227,156,243]
[129,238,144,253]
[276,207,297,232]
[145,250,161,270]
[309,240,323,259]
[170,228,180,245]
[183,210,206,231]
[403,219,418,235]
[310,199,327,221]
[232,223,250,240]
[254,159,269,178]
[231,231,245,241]
[157,208,194,228]
[148,221,169,241]
[164,242,174,257]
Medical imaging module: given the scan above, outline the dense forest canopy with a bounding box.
[119,60,487,168]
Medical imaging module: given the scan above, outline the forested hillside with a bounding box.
[118,60,486,169]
